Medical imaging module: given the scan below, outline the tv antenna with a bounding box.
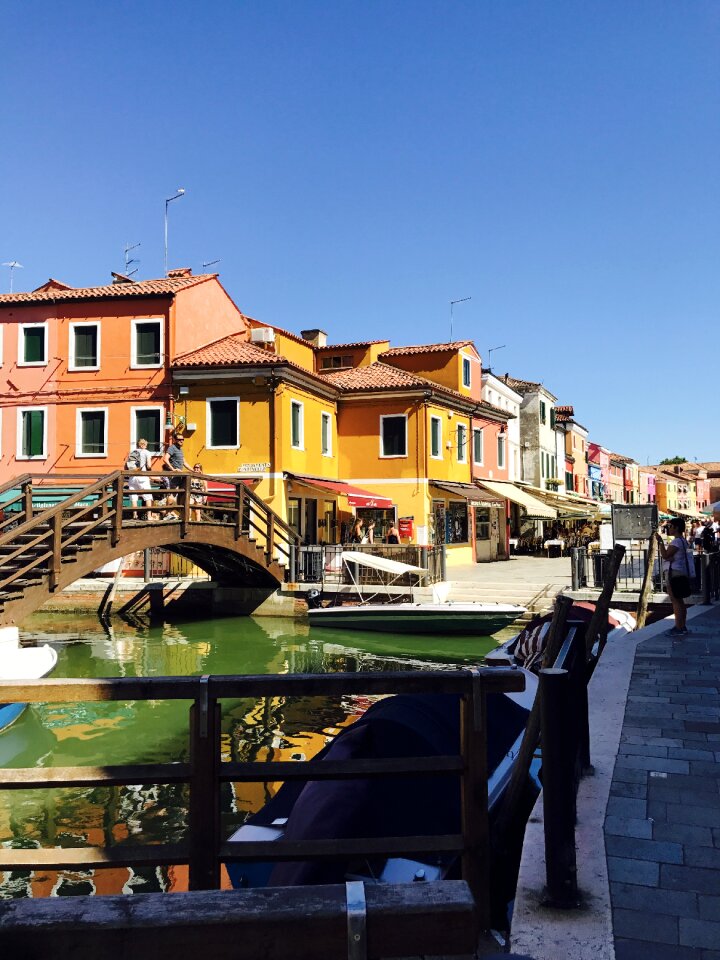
[487,344,506,369]
[124,242,141,278]
[449,297,471,340]
[2,261,23,293]
[202,259,221,270]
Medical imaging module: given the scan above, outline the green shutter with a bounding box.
[74,327,98,367]
[135,323,161,365]
[23,328,45,363]
[81,411,105,454]
[210,400,237,447]
[291,403,302,447]
[431,418,440,457]
[22,410,44,457]
[321,414,330,455]
[135,410,161,452]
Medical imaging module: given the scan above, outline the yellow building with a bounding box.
[654,471,679,515]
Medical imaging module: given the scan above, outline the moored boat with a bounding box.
[0,627,58,733]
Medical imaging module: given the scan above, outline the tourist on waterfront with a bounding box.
[366,520,376,544]
[126,438,153,520]
[162,434,187,489]
[655,518,692,635]
[190,463,208,521]
[386,522,400,544]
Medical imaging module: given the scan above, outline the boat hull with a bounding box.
[308,603,524,636]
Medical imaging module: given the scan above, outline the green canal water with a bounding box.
[1,613,507,898]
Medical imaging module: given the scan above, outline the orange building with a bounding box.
[0,270,246,482]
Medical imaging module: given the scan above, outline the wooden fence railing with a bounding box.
[0,667,523,928]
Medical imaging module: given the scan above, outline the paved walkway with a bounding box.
[607,605,720,958]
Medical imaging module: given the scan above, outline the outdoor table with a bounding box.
[543,538,565,557]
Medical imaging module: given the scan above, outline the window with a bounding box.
[320,355,353,369]
[207,398,239,448]
[321,411,332,456]
[497,434,506,469]
[550,407,556,428]
[446,502,469,543]
[380,415,407,457]
[462,356,471,388]
[17,407,47,459]
[457,423,467,463]
[132,319,163,368]
[69,323,100,370]
[565,470,574,490]
[541,451,546,478]
[473,428,484,465]
[430,416,442,459]
[76,408,108,457]
[539,401,547,424]
[475,507,490,541]
[132,407,162,454]
[291,400,304,449]
[19,323,48,366]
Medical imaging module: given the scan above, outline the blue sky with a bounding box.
[2,1,718,463]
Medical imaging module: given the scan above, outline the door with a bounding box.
[303,498,318,545]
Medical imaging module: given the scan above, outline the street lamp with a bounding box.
[164,188,185,276]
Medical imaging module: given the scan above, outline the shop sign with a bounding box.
[239,462,270,473]
[398,516,414,539]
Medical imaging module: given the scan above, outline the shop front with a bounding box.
[284,473,393,545]
[430,481,506,564]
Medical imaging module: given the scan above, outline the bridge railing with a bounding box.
[0,667,524,930]
[0,473,33,535]
[0,471,299,601]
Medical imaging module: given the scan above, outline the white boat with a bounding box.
[308,551,526,636]
[0,627,58,733]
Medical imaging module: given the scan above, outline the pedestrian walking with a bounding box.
[655,518,692,635]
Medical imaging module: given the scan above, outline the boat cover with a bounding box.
[341,551,427,576]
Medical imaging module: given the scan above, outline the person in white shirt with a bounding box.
[126,438,154,519]
[655,518,691,635]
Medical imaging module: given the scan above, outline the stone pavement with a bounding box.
[607,605,720,958]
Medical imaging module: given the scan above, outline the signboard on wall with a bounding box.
[398,516,414,539]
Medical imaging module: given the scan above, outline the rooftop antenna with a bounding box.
[202,259,221,270]
[164,187,186,276]
[2,261,23,293]
[487,344,506,369]
[124,242,141,278]
[449,296,471,340]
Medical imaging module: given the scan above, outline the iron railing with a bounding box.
[292,543,445,586]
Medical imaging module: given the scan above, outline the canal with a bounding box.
[1,613,507,899]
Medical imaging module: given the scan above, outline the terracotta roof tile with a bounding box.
[0,274,216,305]
[315,340,390,351]
[379,341,473,358]
[174,334,280,368]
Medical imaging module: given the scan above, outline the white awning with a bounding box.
[476,480,556,520]
[341,551,427,576]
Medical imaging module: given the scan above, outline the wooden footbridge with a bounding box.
[0,472,298,626]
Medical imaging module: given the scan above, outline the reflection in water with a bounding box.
[1,613,500,898]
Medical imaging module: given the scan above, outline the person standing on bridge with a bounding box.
[126,438,154,520]
[162,434,187,489]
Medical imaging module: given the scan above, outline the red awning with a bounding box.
[287,474,393,509]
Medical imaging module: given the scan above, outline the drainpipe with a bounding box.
[269,372,278,500]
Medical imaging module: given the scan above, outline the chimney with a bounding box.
[167,267,193,279]
[300,328,328,348]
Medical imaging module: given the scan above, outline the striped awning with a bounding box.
[475,480,556,520]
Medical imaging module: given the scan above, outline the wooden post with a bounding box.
[181,473,191,539]
[635,536,658,629]
[24,482,33,523]
[188,681,221,891]
[235,484,244,541]
[49,513,62,592]
[587,543,625,657]
[493,594,574,842]
[112,476,123,548]
[460,676,490,930]
[539,667,580,908]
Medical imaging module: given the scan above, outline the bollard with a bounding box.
[539,667,581,908]
[570,548,586,590]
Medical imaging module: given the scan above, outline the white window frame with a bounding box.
[473,428,484,466]
[131,318,164,369]
[290,400,305,451]
[69,321,101,372]
[75,407,109,458]
[16,406,48,460]
[430,415,443,460]
[462,356,471,389]
[206,397,240,450]
[457,423,468,464]
[379,413,408,459]
[321,411,332,457]
[18,322,49,367]
[497,433,506,470]
[131,405,164,455]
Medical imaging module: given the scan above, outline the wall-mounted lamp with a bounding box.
[165,412,174,429]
